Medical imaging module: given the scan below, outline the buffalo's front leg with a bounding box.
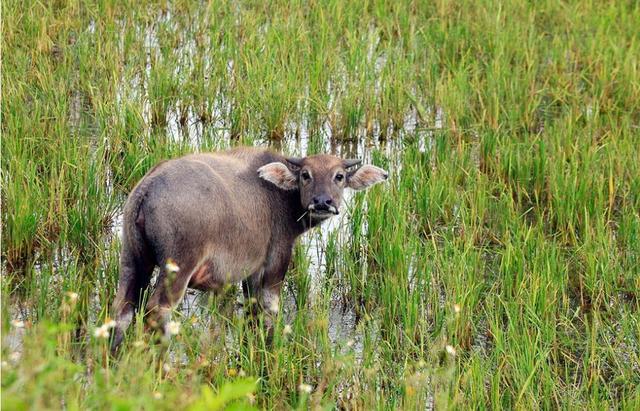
[243,246,292,331]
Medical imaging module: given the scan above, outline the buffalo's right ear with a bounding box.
[258,162,298,190]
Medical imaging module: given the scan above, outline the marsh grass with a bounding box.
[2,0,640,409]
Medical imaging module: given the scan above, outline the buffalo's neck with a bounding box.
[278,189,326,238]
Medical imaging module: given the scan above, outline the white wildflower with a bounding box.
[162,363,171,373]
[453,304,461,314]
[104,319,117,329]
[153,392,163,400]
[165,320,180,336]
[93,325,110,339]
[133,340,145,348]
[10,320,25,328]
[283,324,292,335]
[445,345,456,356]
[165,260,180,273]
[9,352,21,362]
[298,383,313,394]
[268,299,279,314]
[346,339,355,348]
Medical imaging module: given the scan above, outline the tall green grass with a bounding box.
[2,0,639,409]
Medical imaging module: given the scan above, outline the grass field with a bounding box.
[2,0,640,409]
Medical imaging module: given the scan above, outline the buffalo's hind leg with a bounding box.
[111,251,154,354]
[145,258,196,340]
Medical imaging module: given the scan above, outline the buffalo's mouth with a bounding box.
[308,204,339,218]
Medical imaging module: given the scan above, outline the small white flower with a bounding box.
[66,292,79,303]
[153,392,163,400]
[238,369,246,377]
[9,352,21,362]
[283,324,292,335]
[11,320,25,328]
[346,339,355,348]
[298,383,313,394]
[165,320,180,336]
[165,260,180,273]
[104,319,117,329]
[1,360,8,368]
[162,363,171,373]
[133,340,145,348]
[268,299,279,314]
[93,325,110,339]
[453,304,461,314]
[445,345,456,356]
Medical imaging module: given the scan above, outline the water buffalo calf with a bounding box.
[111,147,388,351]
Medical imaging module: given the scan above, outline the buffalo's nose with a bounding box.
[312,195,333,209]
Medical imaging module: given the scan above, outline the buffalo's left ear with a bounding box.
[348,165,389,190]
[258,162,298,190]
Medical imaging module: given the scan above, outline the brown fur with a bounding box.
[110,147,388,351]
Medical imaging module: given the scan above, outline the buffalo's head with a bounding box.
[258,154,388,219]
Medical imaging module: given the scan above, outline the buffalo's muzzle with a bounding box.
[308,202,339,217]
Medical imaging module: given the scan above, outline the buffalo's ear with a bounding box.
[348,165,389,190]
[258,162,298,190]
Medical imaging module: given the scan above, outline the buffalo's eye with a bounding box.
[335,173,344,182]
[301,171,311,181]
